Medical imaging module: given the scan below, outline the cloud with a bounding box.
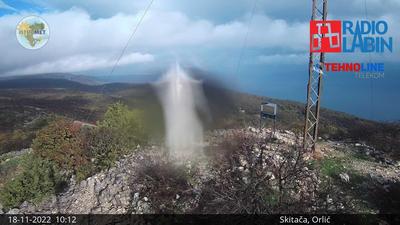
[257,53,308,64]
[4,52,154,75]
[0,2,398,77]
[0,9,156,75]
[29,0,400,22]
[0,8,310,76]
[0,0,16,11]
[30,0,147,18]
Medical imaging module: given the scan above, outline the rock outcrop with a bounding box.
[4,127,399,214]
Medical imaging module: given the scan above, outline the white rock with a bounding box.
[239,158,248,167]
[175,194,180,200]
[326,195,333,204]
[284,130,293,135]
[133,192,140,201]
[339,173,350,183]
[143,197,149,202]
[266,171,275,180]
[274,155,284,163]
[7,208,20,214]
[248,127,257,133]
[355,143,362,147]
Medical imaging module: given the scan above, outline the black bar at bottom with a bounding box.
[0,214,399,225]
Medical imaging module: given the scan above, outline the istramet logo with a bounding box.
[310,20,341,52]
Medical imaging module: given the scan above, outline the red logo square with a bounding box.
[310,20,342,52]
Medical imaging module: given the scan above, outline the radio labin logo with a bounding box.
[310,20,393,78]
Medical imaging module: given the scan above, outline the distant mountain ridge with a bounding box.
[0,73,102,86]
[0,76,138,93]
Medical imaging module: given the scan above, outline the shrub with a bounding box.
[135,155,194,213]
[98,102,147,149]
[75,162,96,182]
[31,118,90,172]
[26,115,56,131]
[319,157,345,178]
[0,154,64,210]
[199,131,317,214]
[79,103,149,172]
[0,130,32,155]
[84,127,122,171]
[0,155,23,188]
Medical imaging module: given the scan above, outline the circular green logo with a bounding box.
[16,16,50,50]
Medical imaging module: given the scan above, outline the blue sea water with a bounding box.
[233,62,400,122]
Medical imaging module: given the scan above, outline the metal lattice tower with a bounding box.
[303,0,328,151]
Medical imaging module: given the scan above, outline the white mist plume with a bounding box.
[155,63,208,157]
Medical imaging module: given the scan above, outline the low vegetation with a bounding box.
[0,80,398,214]
[32,118,90,172]
[198,132,316,213]
[319,157,346,178]
[136,157,195,213]
[0,102,148,209]
[0,130,31,155]
[84,127,124,171]
[0,115,54,155]
[229,92,400,160]
[97,102,148,149]
[0,154,65,210]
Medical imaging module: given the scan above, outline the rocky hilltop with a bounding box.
[2,127,399,214]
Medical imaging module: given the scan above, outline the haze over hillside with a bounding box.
[0,73,398,160]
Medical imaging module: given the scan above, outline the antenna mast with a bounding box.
[303,0,328,151]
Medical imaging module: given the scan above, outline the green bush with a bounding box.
[28,103,148,183]
[76,103,149,173]
[0,154,64,210]
[0,156,22,187]
[98,102,147,149]
[31,118,90,172]
[83,127,121,171]
[319,157,345,177]
[75,162,96,182]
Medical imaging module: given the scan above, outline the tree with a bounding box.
[31,118,89,172]
[98,102,147,150]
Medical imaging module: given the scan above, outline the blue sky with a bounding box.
[0,0,399,120]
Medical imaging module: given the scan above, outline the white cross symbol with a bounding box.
[311,22,340,51]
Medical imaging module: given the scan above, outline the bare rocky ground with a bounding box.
[2,127,399,214]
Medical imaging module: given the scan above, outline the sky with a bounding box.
[0,0,399,121]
